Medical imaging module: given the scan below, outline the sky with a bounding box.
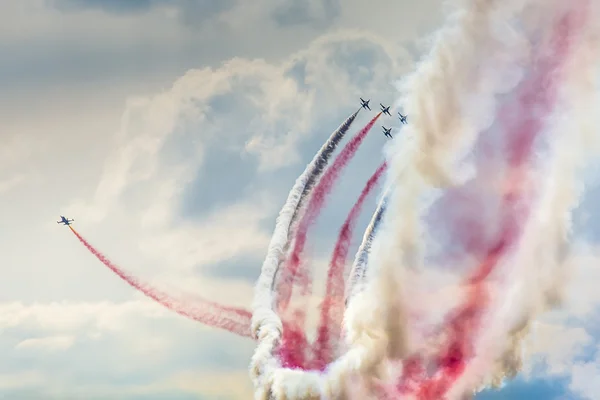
[1,0,600,399]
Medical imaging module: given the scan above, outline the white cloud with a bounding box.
[522,322,593,376]
[0,175,25,194]
[0,300,168,332]
[570,358,600,400]
[0,299,255,398]
[0,371,45,390]
[504,242,600,399]
[15,335,75,352]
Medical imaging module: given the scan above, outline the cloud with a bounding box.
[503,242,600,399]
[15,335,76,352]
[523,322,593,377]
[50,0,154,14]
[0,371,45,391]
[272,0,341,28]
[0,135,40,193]
[569,358,600,400]
[48,0,238,26]
[0,300,254,398]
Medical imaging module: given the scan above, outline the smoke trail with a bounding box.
[313,162,388,369]
[271,110,362,292]
[345,191,389,306]
[288,108,364,230]
[250,110,361,391]
[273,114,383,372]
[276,112,382,312]
[69,226,252,338]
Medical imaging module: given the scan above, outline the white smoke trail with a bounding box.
[270,109,362,293]
[344,192,388,306]
[250,110,360,395]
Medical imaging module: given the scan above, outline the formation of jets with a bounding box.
[57,215,74,225]
[359,97,408,139]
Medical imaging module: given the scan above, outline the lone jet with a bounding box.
[57,215,74,226]
[380,103,391,116]
[360,97,371,110]
[398,112,408,124]
[382,126,393,139]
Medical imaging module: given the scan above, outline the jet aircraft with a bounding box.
[382,126,393,139]
[398,112,408,124]
[380,103,391,116]
[360,97,371,110]
[57,215,74,226]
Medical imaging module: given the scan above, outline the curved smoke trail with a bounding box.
[277,163,388,371]
[276,113,382,312]
[69,227,252,337]
[288,108,364,230]
[250,110,361,392]
[268,113,382,373]
[270,109,362,292]
[313,162,388,369]
[344,190,388,306]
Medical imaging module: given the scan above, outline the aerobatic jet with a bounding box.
[382,126,393,139]
[380,103,391,116]
[57,215,74,226]
[360,97,371,110]
[398,112,408,124]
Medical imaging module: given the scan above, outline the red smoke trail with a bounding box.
[313,162,388,369]
[275,112,382,369]
[276,112,382,313]
[279,313,311,369]
[69,226,253,338]
[395,4,587,398]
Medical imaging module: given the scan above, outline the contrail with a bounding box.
[276,112,382,312]
[313,162,388,370]
[69,226,252,338]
